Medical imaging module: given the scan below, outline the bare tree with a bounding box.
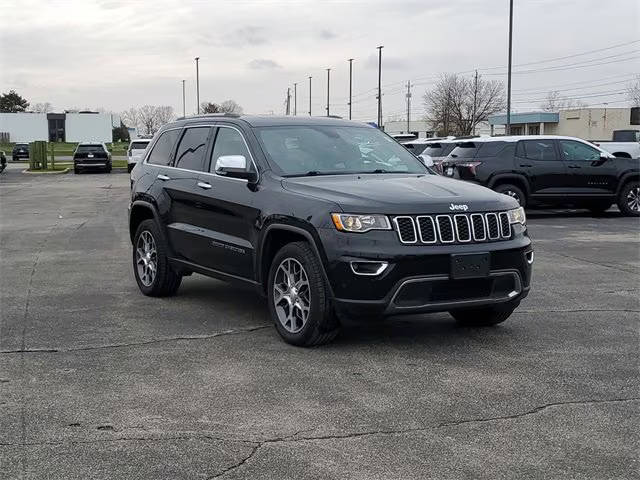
[155,105,175,126]
[122,106,174,135]
[121,107,140,131]
[32,102,53,113]
[201,100,243,114]
[539,91,587,112]
[423,73,505,136]
[627,75,640,107]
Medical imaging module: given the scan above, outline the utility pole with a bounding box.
[326,68,331,117]
[377,46,383,128]
[195,57,200,114]
[308,76,312,116]
[181,80,186,117]
[348,58,354,120]
[471,70,478,135]
[506,0,513,135]
[406,81,412,133]
[286,87,291,115]
[294,83,297,115]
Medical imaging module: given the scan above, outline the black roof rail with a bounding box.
[176,113,242,121]
[327,115,343,119]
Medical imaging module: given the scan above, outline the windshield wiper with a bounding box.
[285,170,353,177]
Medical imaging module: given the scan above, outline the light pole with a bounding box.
[181,80,186,117]
[294,82,297,116]
[195,57,200,114]
[377,46,383,128]
[308,76,312,116]
[348,58,354,120]
[506,0,513,134]
[326,68,331,117]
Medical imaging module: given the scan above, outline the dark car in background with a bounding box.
[12,143,29,161]
[73,142,112,174]
[441,135,639,216]
[420,139,462,173]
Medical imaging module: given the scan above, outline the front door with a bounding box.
[516,139,569,196]
[558,139,618,195]
[192,125,259,280]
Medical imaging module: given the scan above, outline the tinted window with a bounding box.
[175,127,210,171]
[523,140,556,161]
[500,144,516,158]
[516,141,525,157]
[210,127,252,173]
[256,125,426,176]
[147,130,180,166]
[404,143,428,155]
[76,144,104,153]
[130,141,150,150]
[559,140,600,161]
[424,143,456,157]
[449,142,478,158]
[476,142,506,157]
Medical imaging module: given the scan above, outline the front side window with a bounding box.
[147,130,180,166]
[210,127,252,173]
[522,140,556,161]
[255,125,427,176]
[559,140,600,162]
[175,127,210,171]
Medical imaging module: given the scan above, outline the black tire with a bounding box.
[587,201,613,215]
[127,164,134,173]
[617,181,640,217]
[267,242,340,346]
[494,184,526,208]
[133,219,182,297]
[450,301,519,327]
[74,167,80,174]
[105,164,112,173]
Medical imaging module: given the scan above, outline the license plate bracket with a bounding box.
[451,253,490,279]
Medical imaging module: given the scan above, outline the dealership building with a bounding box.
[0,112,119,143]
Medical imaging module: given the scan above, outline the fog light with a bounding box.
[526,251,534,265]
[350,261,388,276]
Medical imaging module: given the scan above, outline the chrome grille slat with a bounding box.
[393,211,513,245]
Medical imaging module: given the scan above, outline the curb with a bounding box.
[22,168,70,175]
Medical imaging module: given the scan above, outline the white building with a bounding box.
[0,112,117,143]
[383,119,495,138]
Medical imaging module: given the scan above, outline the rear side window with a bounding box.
[449,142,478,158]
[130,141,150,150]
[76,144,104,153]
[522,140,556,161]
[476,142,506,157]
[147,130,180,166]
[175,127,211,171]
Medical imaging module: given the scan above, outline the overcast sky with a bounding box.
[1,0,638,121]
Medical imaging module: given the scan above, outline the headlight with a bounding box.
[507,207,526,225]
[331,213,391,233]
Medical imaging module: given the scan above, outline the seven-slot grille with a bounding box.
[394,212,512,245]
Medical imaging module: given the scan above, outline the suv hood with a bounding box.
[282,174,517,214]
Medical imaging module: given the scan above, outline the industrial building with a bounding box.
[0,112,119,143]
[488,107,639,139]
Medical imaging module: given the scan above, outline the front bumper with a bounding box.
[319,226,533,317]
[13,152,28,159]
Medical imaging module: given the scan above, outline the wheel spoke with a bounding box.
[273,257,311,334]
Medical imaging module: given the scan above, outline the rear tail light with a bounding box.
[457,161,482,175]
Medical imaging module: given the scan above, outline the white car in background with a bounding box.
[127,139,152,172]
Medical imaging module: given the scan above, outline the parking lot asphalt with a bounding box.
[1,164,639,479]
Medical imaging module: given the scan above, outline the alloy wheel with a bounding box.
[504,190,521,204]
[273,258,311,333]
[627,186,640,212]
[136,231,157,287]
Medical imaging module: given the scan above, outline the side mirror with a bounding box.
[418,154,434,168]
[215,155,255,180]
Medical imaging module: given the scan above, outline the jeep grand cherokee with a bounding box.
[128,115,533,346]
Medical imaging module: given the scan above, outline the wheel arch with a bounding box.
[488,174,531,198]
[129,200,162,244]
[611,152,632,159]
[616,172,640,196]
[258,223,333,297]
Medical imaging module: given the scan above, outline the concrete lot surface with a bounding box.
[1,163,639,479]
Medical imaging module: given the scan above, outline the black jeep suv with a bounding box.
[12,143,29,161]
[129,115,533,346]
[440,136,639,216]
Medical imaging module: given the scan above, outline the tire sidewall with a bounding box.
[495,184,526,208]
[133,219,165,295]
[618,181,640,217]
[267,243,330,346]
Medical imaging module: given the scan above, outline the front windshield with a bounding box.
[256,125,427,176]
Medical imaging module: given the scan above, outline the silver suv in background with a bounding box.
[127,139,152,172]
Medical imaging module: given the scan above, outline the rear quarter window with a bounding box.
[449,142,478,158]
[130,142,150,150]
[476,142,506,157]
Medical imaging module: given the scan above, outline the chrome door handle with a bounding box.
[197,181,212,189]
[157,174,170,181]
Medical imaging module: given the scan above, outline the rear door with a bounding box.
[516,139,569,196]
[558,139,618,195]
[191,125,259,280]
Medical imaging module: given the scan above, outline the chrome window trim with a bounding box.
[143,124,260,183]
[453,214,471,243]
[498,212,511,238]
[415,215,437,244]
[470,213,487,241]
[393,216,418,244]
[485,213,500,240]
[435,215,455,243]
